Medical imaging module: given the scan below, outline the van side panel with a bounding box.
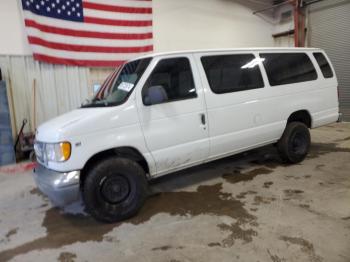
[195,51,286,159]
[309,51,339,127]
[258,50,338,130]
[195,49,339,161]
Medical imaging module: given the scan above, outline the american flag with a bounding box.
[21,0,153,67]
[95,67,120,99]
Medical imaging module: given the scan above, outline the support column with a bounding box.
[292,0,306,47]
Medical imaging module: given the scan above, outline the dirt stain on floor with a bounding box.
[315,164,325,171]
[57,252,77,262]
[284,189,304,197]
[285,175,301,180]
[335,136,350,142]
[0,228,19,244]
[299,204,310,209]
[279,236,322,262]
[0,183,257,261]
[216,222,258,247]
[253,196,276,205]
[307,142,350,159]
[263,181,273,189]
[222,167,273,184]
[250,157,283,169]
[267,249,286,262]
[151,245,184,251]
[0,210,115,261]
[5,228,18,239]
[250,141,350,169]
[236,191,257,199]
[208,242,221,247]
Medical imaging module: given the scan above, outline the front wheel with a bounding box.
[83,157,148,223]
[277,122,310,164]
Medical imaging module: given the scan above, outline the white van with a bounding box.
[33,48,340,222]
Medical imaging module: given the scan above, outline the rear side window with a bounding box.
[142,57,197,105]
[260,53,317,86]
[313,52,334,78]
[201,54,264,94]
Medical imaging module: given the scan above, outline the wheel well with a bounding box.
[287,110,312,128]
[80,147,150,188]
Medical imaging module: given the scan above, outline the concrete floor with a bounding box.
[0,123,350,262]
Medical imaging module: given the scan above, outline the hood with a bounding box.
[36,107,115,142]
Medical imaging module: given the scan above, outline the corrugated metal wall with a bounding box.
[308,0,350,121]
[0,56,115,136]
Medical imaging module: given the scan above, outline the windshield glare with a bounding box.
[82,58,152,107]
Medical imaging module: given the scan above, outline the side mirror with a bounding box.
[143,85,168,106]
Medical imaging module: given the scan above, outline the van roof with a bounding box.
[135,47,322,60]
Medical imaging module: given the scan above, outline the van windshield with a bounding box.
[82,58,152,107]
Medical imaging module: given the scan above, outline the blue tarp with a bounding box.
[0,81,16,166]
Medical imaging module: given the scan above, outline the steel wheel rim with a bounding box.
[100,175,130,204]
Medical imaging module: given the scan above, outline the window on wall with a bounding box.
[313,52,334,78]
[142,57,197,105]
[200,54,264,94]
[260,53,318,86]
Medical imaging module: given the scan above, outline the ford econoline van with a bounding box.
[33,48,340,222]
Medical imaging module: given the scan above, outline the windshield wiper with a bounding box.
[80,98,111,108]
[81,103,108,108]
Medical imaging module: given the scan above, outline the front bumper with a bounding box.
[32,164,81,206]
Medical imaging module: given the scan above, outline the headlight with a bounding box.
[45,142,71,162]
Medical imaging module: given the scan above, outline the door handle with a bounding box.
[200,113,206,125]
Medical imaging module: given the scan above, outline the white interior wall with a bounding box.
[152,0,274,51]
[0,0,32,55]
[0,0,275,134]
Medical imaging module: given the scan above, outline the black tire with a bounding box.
[83,157,148,223]
[277,122,310,164]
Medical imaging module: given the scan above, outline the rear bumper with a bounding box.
[32,164,81,206]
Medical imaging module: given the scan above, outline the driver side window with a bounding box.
[142,57,197,105]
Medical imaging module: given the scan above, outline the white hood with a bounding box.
[36,107,115,142]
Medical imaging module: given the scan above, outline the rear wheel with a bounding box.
[83,157,147,223]
[277,122,310,164]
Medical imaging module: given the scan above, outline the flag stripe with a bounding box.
[31,44,150,60]
[97,69,120,98]
[23,11,152,33]
[83,0,152,8]
[103,69,120,96]
[28,36,153,53]
[83,2,152,14]
[33,53,124,67]
[25,19,153,40]
[84,16,152,27]
[83,8,152,21]
[27,27,152,47]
